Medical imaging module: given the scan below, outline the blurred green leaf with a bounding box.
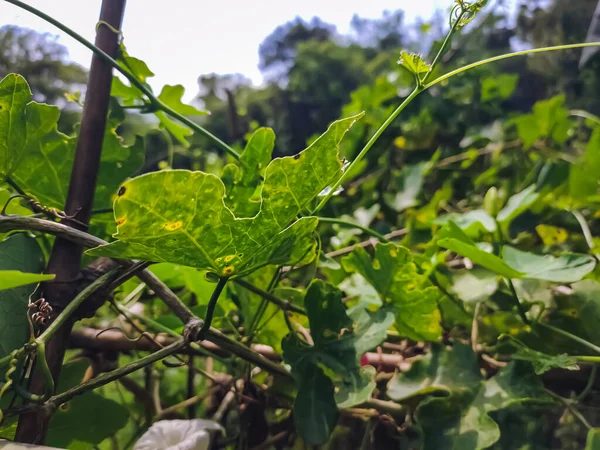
[392,344,551,450]
[586,429,600,450]
[282,281,392,445]
[512,348,579,375]
[342,243,442,341]
[497,185,539,231]
[481,73,519,102]
[0,234,46,359]
[46,359,129,448]
[502,246,596,283]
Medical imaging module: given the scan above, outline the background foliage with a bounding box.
[1,0,600,449]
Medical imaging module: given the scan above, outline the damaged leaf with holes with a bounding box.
[87,113,363,278]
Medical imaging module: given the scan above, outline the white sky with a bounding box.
[1,0,454,101]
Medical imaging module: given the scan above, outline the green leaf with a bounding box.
[387,343,481,401]
[398,51,431,77]
[87,114,363,278]
[0,234,46,359]
[0,271,54,290]
[46,359,128,448]
[221,127,275,217]
[156,85,209,147]
[111,44,210,148]
[502,246,596,283]
[434,210,497,239]
[342,243,442,341]
[292,364,339,446]
[0,75,144,210]
[480,73,519,102]
[335,366,376,409]
[0,74,30,178]
[496,185,539,230]
[586,429,600,450]
[157,85,208,117]
[450,268,498,303]
[552,280,600,347]
[438,238,523,279]
[570,127,600,203]
[394,344,551,450]
[512,348,579,375]
[384,162,428,212]
[282,281,392,445]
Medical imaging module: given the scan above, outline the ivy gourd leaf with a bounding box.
[87,114,363,278]
[0,234,46,359]
[342,243,442,341]
[0,74,144,210]
[110,44,208,147]
[586,429,600,450]
[570,127,600,204]
[496,185,539,230]
[391,344,551,450]
[281,280,392,445]
[550,280,600,348]
[158,84,208,117]
[438,222,523,278]
[0,271,54,290]
[155,85,209,147]
[434,209,497,239]
[398,51,431,77]
[221,127,275,217]
[0,74,29,178]
[512,348,579,375]
[450,268,498,303]
[387,343,480,401]
[47,358,128,448]
[502,246,596,283]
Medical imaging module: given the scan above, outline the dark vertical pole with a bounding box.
[15,0,126,443]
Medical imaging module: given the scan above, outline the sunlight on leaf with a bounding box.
[88,114,363,277]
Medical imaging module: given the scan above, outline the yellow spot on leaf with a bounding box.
[224,255,236,263]
[116,217,126,226]
[389,247,398,258]
[164,221,182,231]
[222,266,234,276]
[373,260,381,270]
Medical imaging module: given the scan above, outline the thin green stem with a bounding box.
[422,10,465,85]
[233,279,306,315]
[574,356,600,363]
[317,217,390,243]
[570,109,600,126]
[575,366,597,402]
[3,0,241,161]
[538,322,600,354]
[313,87,421,214]
[52,340,186,409]
[545,389,592,430]
[37,269,120,344]
[424,42,600,90]
[507,278,530,325]
[198,278,228,340]
[572,210,600,261]
[5,176,26,196]
[111,301,224,362]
